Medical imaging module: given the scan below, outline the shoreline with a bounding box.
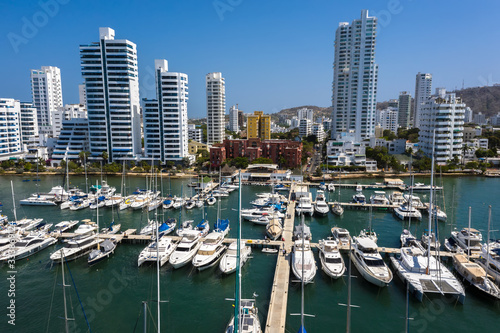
[0,169,491,180]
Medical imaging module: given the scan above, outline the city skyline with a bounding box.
[1,1,499,118]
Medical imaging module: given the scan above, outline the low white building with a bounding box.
[369,137,407,155]
[188,124,203,142]
[327,152,366,167]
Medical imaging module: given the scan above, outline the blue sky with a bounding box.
[1,0,499,118]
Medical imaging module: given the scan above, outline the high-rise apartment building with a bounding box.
[376,108,399,134]
[398,91,411,128]
[142,59,189,163]
[19,102,39,151]
[51,119,90,164]
[206,72,225,145]
[297,108,313,121]
[80,27,141,162]
[0,99,22,160]
[30,66,63,135]
[331,10,378,142]
[299,118,312,138]
[229,105,239,133]
[188,124,202,143]
[418,89,465,164]
[246,111,271,140]
[78,83,87,108]
[414,73,432,128]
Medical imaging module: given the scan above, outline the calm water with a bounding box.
[0,174,499,332]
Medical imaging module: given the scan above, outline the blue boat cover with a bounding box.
[298,326,307,333]
[163,199,172,205]
[214,218,229,232]
[98,196,106,201]
[158,223,170,232]
[196,219,206,229]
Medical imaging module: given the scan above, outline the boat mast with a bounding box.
[84,154,88,194]
[467,206,471,260]
[300,212,305,331]
[155,169,161,333]
[426,130,436,274]
[11,181,17,222]
[346,238,352,333]
[96,180,100,251]
[234,170,242,333]
[61,250,71,333]
[485,205,492,282]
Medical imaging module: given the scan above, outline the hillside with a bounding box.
[454,86,500,117]
[270,105,332,122]
[377,86,500,117]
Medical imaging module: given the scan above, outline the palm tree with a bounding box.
[461,143,473,166]
[101,151,108,164]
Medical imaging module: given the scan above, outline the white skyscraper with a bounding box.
[414,72,432,128]
[80,27,141,162]
[30,66,63,135]
[299,118,311,138]
[376,108,399,134]
[418,89,465,164]
[142,59,189,163]
[297,108,314,121]
[188,124,203,142]
[0,99,22,160]
[206,72,226,145]
[331,10,378,142]
[19,102,39,151]
[229,105,239,133]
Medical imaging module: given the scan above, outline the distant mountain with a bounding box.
[270,105,332,121]
[453,86,500,117]
[377,86,500,117]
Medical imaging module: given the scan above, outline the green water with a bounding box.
[0,175,499,332]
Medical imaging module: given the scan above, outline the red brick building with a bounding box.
[210,139,302,168]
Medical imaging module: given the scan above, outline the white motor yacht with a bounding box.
[19,195,57,206]
[266,217,283,241]
[2,218,44,234]
[291,238,317,283]
[352,193,366,204]
[72,221,98,237]
[451,228,482,254]
[105,194,123,207]
[50,234,102,262]
[0,233,57,262]
[318,239,345,279]
[130,194,151,210]
[409,182,443,191]
[192,231,227,270]
[475,241,500,284]
[137,236,177,267]
[169,230,203,268]
[331,227,350,247]
[370,191,390,205]
[403,194,425,209]
[314,190,329,216]
[295,196,314,216]
[389,191,405,205]
[394,204,422,221]
[52,220,79,233]
[421,231,440,251]
[176,220,194,237]
[241,207,284,221]
[219,241,251,274]
[350,235,392,287]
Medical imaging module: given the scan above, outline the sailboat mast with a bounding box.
[11,181,17,222]
[61,251,70,333]
[485,205,492,282]
[84,154,88,194]
[467,206,471,260]
[427,130,436,274]
[346,239,352,333]
[300,212,305,330]
[234,170,242,333]
[155,170,161,332]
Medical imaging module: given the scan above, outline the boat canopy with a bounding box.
[196,219,207,229]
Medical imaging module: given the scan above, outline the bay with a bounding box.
[0,174,499,332]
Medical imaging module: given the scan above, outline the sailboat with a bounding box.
[390,130,465,303]
[2,181,44,235]
[20,157,57,206]
[225,171,262,333]
[88,191,117,265]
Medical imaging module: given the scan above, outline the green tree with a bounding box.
[251,157,273,164]
[230,157,249,169]
[24,162,32,172]
[79,151,90,165]
[182,157,191,169]
[101,151,109,164]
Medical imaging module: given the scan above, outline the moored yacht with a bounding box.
[192,231,227,270]
[265,217,283,241]
[291,237,317,284]
[169,230,202,268]
[318,239,345,278]
[389,191,405,205]
[370,191,390,205]
[331,227,350,247]
[453,254,500,300]
[52,220,79,233]
[295,196,314,216]
[137,235,177,267]
[219,241,251,274]
[451,228,482,254]
[394,204,422,221]
[0,233,57,262]
[313,190,329,216]
[225,299,262,333]
[350,235,392,287]
[50,234,102,262]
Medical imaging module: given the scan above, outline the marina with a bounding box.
[0,175,499,332]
